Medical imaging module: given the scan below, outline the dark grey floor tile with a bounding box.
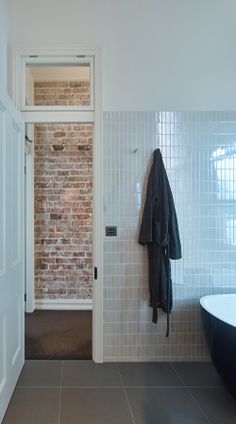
[60,388,133,424]
[172,362,223,387]
[126,388,209,424]
[17,360,61,387]
[3,388,59,424]
[118,362,183,387]
[190,388,236,424]
[62,360,122,387]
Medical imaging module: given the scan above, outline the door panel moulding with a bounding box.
[12,46,103,363]
[25,124,34,313]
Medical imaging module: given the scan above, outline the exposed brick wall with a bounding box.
[34,80,90,106]
[34,81,93,299]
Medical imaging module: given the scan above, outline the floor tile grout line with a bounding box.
[186,389,215,424]
[170,363,213,424]
[16,384,224,389]
[17,386,61,389]
[57,360,64,424]
[116,362,136,424]
[55,386,126,389]
[17,385,125,389]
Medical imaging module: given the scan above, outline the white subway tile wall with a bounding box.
[103,112,236,361]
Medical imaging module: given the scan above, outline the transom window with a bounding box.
[21,56,94,111]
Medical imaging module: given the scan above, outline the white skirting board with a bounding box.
[35,299,93,310]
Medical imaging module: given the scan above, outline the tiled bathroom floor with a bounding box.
[3,361,236,424]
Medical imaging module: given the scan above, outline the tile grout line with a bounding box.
[17,386,62,389]
[16,384,223,389]
[17,385,129,389]
[57,361,64,424]
[115,363,136,424]
[170,363,213,424]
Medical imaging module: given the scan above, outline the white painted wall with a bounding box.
[8,0,236,110]
[0,0,8,90]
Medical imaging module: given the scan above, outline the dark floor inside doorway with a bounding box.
[25,310,92,360]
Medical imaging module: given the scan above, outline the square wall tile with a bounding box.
[103,111,236,361]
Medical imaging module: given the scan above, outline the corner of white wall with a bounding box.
[0,0,8,92]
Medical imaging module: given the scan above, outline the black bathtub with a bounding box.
[200,294,236,400]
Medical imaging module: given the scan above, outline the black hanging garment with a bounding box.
[139,149,181,336]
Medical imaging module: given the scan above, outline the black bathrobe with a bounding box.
[139,149,181,336]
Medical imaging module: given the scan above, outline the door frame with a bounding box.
[0,87,25,423]
[11,45,104,363]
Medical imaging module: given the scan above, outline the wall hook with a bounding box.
[25,135,33,143]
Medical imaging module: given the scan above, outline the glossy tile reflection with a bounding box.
[103,111,236,361]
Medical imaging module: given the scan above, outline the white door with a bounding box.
[0,89,24,423]
[25,124,34,313]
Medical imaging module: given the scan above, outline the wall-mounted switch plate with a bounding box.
[105,226,117,236]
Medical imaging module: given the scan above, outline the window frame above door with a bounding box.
[11,46,104,363]
[19,54,94,112]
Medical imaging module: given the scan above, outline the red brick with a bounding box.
[35,130,93,299]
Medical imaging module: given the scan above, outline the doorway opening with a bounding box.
[25,122,93,359]
[14,48,103,362]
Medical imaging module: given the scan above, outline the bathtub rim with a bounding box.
[200,294,236,328]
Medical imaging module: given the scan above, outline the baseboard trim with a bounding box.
[35,299,93,311]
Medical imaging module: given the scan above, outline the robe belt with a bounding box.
[164,244,171,337]
[151,239,171,337]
